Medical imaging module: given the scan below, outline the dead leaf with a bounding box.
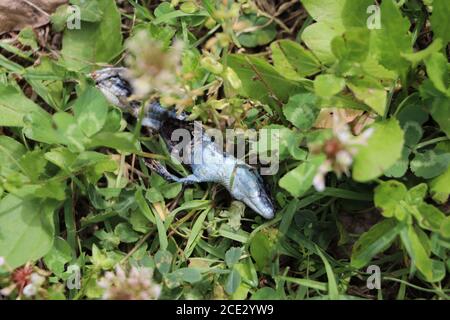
[314,108,364,129]
[152,202,169,221]
[351,112,377,135]
[0,0,67,35]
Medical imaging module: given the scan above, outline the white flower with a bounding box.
[22,284,37,297]
[98,266,161,300]
[30,273,45,287]
[0,256,5,267]
[313,172,326,192]
[336,150,353,169]
[0,284,16,296]
[125,30,186,105]
[313,161,332,192]
[310,112,375,191]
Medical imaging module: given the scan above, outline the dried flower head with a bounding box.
[11,265,33,294]
[311,112,374,191]
[125,30,186,104]
[98,266,161,300]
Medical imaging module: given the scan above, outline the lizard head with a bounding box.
[231,165,275,219]
[90,67,137,111]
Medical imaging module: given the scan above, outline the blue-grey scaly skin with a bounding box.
[92,68,275,219]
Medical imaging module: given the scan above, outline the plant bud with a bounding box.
[180,1,198,14]
[217,33,231,47]
[205,17,217,29]
[224,67,242,90]
[201,56,224,74]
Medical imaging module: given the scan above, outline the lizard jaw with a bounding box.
[243,193,275,220]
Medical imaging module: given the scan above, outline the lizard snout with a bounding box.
[244,191,275,220]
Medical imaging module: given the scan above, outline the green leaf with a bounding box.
[427,259,446,283]
[184,208,209,259]
[347,78,387,115]
[88,132,140,153]
[114,222,140,243]
[94,229,120,249]
[234,259,258,288]
[249,229,278,272]
[226,54,307,107]
[424,52,449,94]
[417,203,446,233]
[314,74,346,98]
[372,0,412,79]
[172,267,202,284]
[146,188,164,203]
[225,268,242,295]
[315,245,339,299]
[342,0,375,28]
[237,14,277,48]
[430,0,450,44]
[353,118,404,182]
[23,112,62,145]
[351,219,402,269]
[71,0,104,22]
[0,136,26,172]
[402,39,443,66]
[72,86,109,137]
[441,216,450,239]
[135,188,156,224]
[43,237,73,276]
[18,27,38,51]
[19,149,48,182]
[24,57,71,111]
[251,287,279,300]
[400,225,433,281]
[153,5,208,25]
[301,22,342,65]
[403,122,424,148]
[91,244,116,270]
[278,276,327,291]
[429,166,450,204]
[160,183,182,199]
[430,97,450,138]
[50,5,71,32]
[53,112,89,152]
[283,93,319,130]
[279,156,324,197]
[258,125,296,161]
[153,204,168,251]
[406,183,428,205]
[154,249,172,274]
[61,0,123,71]
[384,147,410,178]
[396,94,429,128]
[374,180,408,218]
[270,40,321,79]
[410,150,450,179]
[301,0,345,26]
[0,194,57,269]
[0,84,49,127]
[225,247,242,268]
[331,28,370,65]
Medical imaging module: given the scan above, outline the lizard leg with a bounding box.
[144,159,205,185]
